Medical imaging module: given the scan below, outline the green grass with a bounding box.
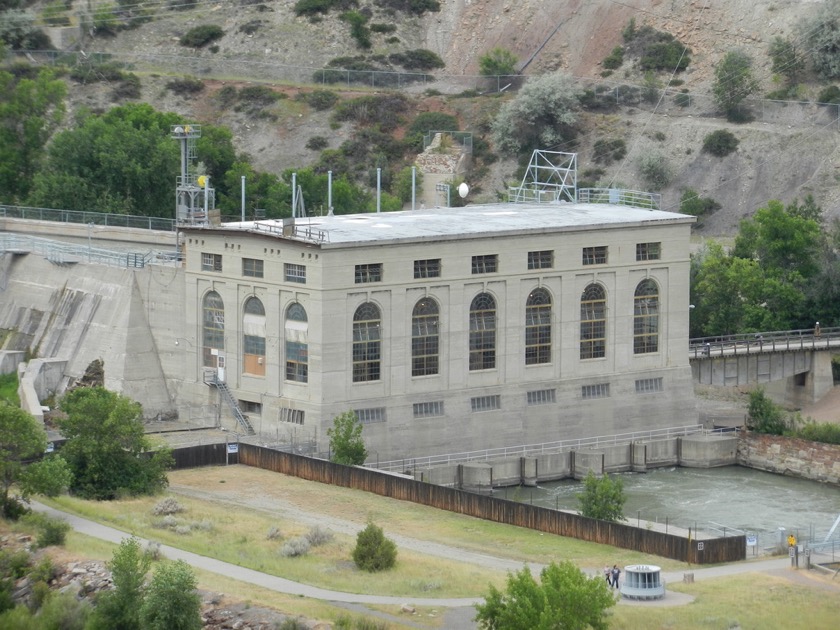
[0,372,20,406]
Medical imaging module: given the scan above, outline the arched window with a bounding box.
[580,284,606,359]
[525,288,552,365]
[202,291,224,368]
[412,297,439,376]
[634,279,660,354]
[469,293,496,370]
[285,303,308,382]
[353,302,381,382]
[242,297,266,376]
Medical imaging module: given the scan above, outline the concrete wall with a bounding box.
[737,432,840,486]
[0,351,24,375]
[678,434,738,468]
[17,358,67,423]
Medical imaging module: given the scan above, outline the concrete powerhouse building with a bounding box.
[179,201,697,461]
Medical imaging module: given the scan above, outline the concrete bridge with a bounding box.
[689,328,840,406]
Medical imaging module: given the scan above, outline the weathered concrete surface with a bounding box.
[679,434,738,468]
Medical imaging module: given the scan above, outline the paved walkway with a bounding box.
[31,502,805,629]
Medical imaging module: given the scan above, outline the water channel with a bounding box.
[496,465,840,548]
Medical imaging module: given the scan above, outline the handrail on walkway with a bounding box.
[689,328,840,359]
[1,204,176,232]
[369,424,704,473]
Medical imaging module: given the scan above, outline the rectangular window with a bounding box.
[242,258,264,278]
[279,408,304,425]
[635,377,664,394]
[527,250,553,270]
[526,389,556,405]
[636,242,662,261]
[355,263,383,284]
[201,252,222,272]
[582,246,608,265]
[240,400,261,414]
[414,258,441,279]
[470,394,501,412]
[413,401,444,418]
[471,254,498,274]
[581,383,610,399]
[284,263,306,284]
[355,407,386,424]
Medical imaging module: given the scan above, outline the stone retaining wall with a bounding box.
[737,431,840,486]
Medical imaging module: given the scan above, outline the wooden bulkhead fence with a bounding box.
[171,443,744,564]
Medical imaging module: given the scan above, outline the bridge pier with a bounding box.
[763,351,834,408]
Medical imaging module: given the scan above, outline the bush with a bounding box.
[374,0,441,14]
[638,152,671,190]
[305,525,334,546]
[299,89,339,111]
[340,10,371,49]
[797,420,840,444]
[306,136,329,151]
[294,0,350,17]
[266,526,282,540]
[577,470,626,521]
[216,85,238,109]
[180,24,224,48]
[680,188,720,216]
[702,129,739,157]
[602,46,624,70]
[818,85,840,105]
[280,536,311,557]
[747,388,790,435]
[592,138,626,164]
[111,74,141,100]
[35,515,71,548]
[370,23,396,34]
[388,49,444,71]
[0,550,31,579]
[479,47,518,76]
[152,497,185,516]
[674,89,691,107]
[352,522,396,572]
[42,1,71,26]
[165,77,205,96]
[798,0,840,79]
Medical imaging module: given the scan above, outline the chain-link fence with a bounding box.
[11,50,840,130]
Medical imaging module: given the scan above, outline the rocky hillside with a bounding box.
[27,0,840,233]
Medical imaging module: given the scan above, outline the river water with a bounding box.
[496,465,840,547]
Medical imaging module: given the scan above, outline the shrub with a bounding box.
[674,89,691,107]
[30,557,55,584]
[592,138,626,164]
[388,49,445,71]
[145,541,162,561]
[375,0,440,14]
[165,77,205,96]
[370,23,396,34]
[155,514,178,529]
[638,152,671,189]
[0,578,14,615]
[294,0,349,17]
[112,74,141,100]
[42,1,71,26]
[747,388,789,435]
[216,85,238,109]
[180,24,224,48]
[341,10,371,49]
[238,20,263,35]
[266,526,283,540]
[27,514,71,548]
[797,420,840,444]
[152,497,185,516]
[818,85,840,104]
[352,522,397,572]
[306,136,329,150]
[34,591,91,627]
[300,89,339,111]
[175,525,191,535]
[280,536,311,557]
[577,470,626,521]
[702,129,739,157]
[0,550,31,579]
[798,0,840,79]
[479,47,518,76]
[602,46,624,70]
[69,61,126,84]
[305,525,334,546]
[680,188,720,216]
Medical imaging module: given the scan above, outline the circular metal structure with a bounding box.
[619,564,666,600]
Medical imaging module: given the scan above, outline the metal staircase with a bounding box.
[210,376,255,435]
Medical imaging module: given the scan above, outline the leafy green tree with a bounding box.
[577,470,626,522]
[88,536,150,630]
[392,165,423,203]
[475,561,615,630]
[196,125,237,198]
[139,560,202,630]
[0,68,66,202]
[28,104,181,216]
[479,48,518,76]
[352,522,397,572]
[58,387,172,500]
[679,188,720,217]
[799,0,840,79]
[702,129,739,157]
[713,50,759,121]
[219,161,292,218]
[747,388,789,435]
[491,72,581,155]
[768,36,806,86]
[732,200,822,278]
[0,403,71,518]
[327,410,367,465]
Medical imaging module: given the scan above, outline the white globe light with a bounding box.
[458,182,469,198]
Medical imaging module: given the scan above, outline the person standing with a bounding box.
[611,565,621,589]
[603,565,610,584]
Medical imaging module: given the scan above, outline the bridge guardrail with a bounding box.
[689,328,840,359]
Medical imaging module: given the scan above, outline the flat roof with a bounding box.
[212,201,694,247]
